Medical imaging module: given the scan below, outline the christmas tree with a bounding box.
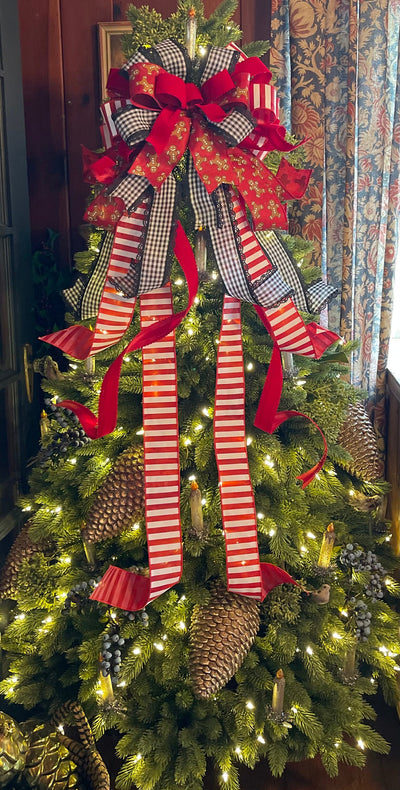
[1,3,400,790]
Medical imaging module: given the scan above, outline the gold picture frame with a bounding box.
[98,22,132,99]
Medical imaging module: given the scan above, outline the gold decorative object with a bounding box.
[189,581,260,699]
[189,481,207,539]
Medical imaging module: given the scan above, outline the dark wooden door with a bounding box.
[0,1,36,542]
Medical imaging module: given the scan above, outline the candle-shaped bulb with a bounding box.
[272,668,285,714]
[318,523,336,568]
[186,7,197,60]
[195,227,208,275]
[342,646,357,681]
[85,355,95,374]
[281,351,295,378]
[98,655,114,702]
[40,410,51,438]
[189,481,205,538]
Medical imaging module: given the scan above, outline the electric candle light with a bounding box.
[190,481,204,535]
[318,522,336,567]
[272,669,285,714]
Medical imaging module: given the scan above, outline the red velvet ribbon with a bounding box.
[253,308,339,488]
[58,222,198,439]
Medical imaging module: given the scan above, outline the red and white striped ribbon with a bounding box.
[231,194,273,282]
[89,205,149,355]
[262,298,316,357]
[41,202,149,359]
[90,284,182,610]
[100,99,133,149]
[214,295,263,598]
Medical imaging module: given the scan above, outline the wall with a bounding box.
[18,0,271,267]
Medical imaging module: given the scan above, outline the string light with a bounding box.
[22,506,32,512]
[201,498,206,505]
[235,746,242,754]
[69,458,77,465]
[291,706,298,714]
[306,531,316,539]
[184,438,192,446]
[264,455,274,468]
[202,407,210,417]
[179,595,186,602]
[257,512,264,519]
[340,609,348,617]
[117,681,127,687]
[195,424,204,431]
[124,356,131,362]
[211,270,218,280]
[296,379,306,386]
[257,735,266,744]
[16,613,25,620]
[154,642,164,651]
[188,328,194,336]
[136,428,144,435]
[246,436,253,446]
[60,556,71,564]
[69,363,77,370]
[57,724,65,734]
[133,522,140,530]
[175,278,183,286]
[306,646,314,655]
[332,631,343,640]
[246,362,254,371]
[269,528,276,537]
[133,647,141,655]
[357,739,365,750]
[334,741,340,748]
[246,700,255,710]
[300,545,308,553]
[42,616,52,624]
[349,489,355,496]
[188,474,196,482]
[222,772,229,782]
[55,506,62,513]
[178,621,186,630]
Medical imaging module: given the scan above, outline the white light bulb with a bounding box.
[184,438,192,446]
[133,647,141,655]
[306,646,313,655]
[332,632,342,640]
[69,458,77,465]
[235,746,242,754]
[257,735,266,744]
[222,772,229,782]
[153,642,164,651]
[246,701,255,710]
[246,362,254,371]
[246,437,253,446]
[357,739,365,750]
[306,531,316,539]
[175,278,183,286]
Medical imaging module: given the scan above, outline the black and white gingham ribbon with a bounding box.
[206,107,256,147]
[113,106,158,147]
[208,186,254,302]
[155,39,188,80]
[110,174,149,213]
[62,232,114,320]
[306,280,338,313]
[200,45,240,85]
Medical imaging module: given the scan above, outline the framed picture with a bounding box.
[98,22,132,99]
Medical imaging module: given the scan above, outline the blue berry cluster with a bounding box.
[62,578,101,612]
[121,608,149,626]
[101,627,126,681]
[39,400,91,463]
[339,544,386,601]
[349,598,372,642]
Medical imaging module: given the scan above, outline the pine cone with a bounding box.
[189,582,260,699]
[337,402,384,481]
[0,522,42,599]
[0,714,28,787]
[82,446,144,543]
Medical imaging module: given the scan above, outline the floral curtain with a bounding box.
[270,0,400,427]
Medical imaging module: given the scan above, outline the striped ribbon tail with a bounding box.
[40,201,151,359]
[214,295,297,601]
[90,285,182,610]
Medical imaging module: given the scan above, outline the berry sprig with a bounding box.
[101,627,125,682]
[339,544,386,602]
[39,400,91,464]
[62,578,101,612]
[348,598,372,642]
